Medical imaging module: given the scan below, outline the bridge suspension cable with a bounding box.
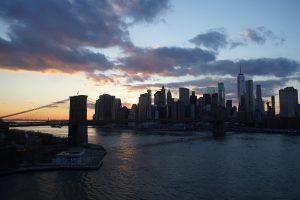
[87,98,96,104]
[0,98,69,119]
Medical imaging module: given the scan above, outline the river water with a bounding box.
[1,127,300,200]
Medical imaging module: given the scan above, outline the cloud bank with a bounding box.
[0,0,298,99]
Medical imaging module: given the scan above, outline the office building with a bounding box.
[179,88,190,104]
[167,90,172,105]
[112,98,122,121]
[166,90,173,119]
[154,86,166,106]
[255,85,264,113]
[237,65,245,106]
[271,95,275,115]
[95,94,115,120]
[245,80,254,113]
[279,87,298,117]
[138,90,152,121]
[217,82,225,107]
[190,91,197,106]
[128,104,138,126]
[211,93,218,111]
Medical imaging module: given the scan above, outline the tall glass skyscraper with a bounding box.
[237,65,245,105]
[218,82,225,107]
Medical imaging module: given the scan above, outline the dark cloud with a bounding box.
[243,27,285,45]
[120,48,299,78]
[119,46,216,75]
[112,0,170,23]
[239,58,299,77]
[190,27,285,52]
[85,72,117,86]
[189,29,228,51]
[0,0,170,73]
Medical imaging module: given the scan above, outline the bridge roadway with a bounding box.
[3,118,213,128]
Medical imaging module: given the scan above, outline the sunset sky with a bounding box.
[0,0,299,119]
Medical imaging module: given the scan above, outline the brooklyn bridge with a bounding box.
[0,95,226,143]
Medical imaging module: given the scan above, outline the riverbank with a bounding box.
[0,129,106,177]
[0,144,106,177]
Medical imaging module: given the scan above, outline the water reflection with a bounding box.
[2,129,300,199]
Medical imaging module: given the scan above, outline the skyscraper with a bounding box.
[161,85,166,105]
[237,64,245,106]
[166,90,174,119]
[211,93,218,111]
[217,82,225,107]
[154,86,167,119]
[138,91,151,121]
[245,80,254,113]
[167,90,172,105]
[154,86,166,106]
[112,98,122,121]
[255,85,264,113]
[190,91,197,106]
[279,87,298,117]
[95,94,115,120]
[271,95,275,116]
[147,90,152,119]
[179,88,190,104]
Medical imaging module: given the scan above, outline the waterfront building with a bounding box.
[217,82,225,107]
[128,104,138,126]
[95,94,115,121]
[279,87,298,117]
[120,106,130,121]
[112,98,122,121]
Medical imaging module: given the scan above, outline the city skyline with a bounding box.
[0,0,300,119]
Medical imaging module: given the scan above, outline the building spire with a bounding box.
[240,63,242,74]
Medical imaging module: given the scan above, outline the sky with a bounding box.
[0,0,299,119]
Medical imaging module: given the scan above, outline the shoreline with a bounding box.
[0,143,106,177]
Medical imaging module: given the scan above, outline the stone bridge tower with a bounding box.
[68,95,88,145]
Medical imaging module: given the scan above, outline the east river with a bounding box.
[1,127,300,200]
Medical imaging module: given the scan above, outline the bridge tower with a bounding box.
[68,95,88,145]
